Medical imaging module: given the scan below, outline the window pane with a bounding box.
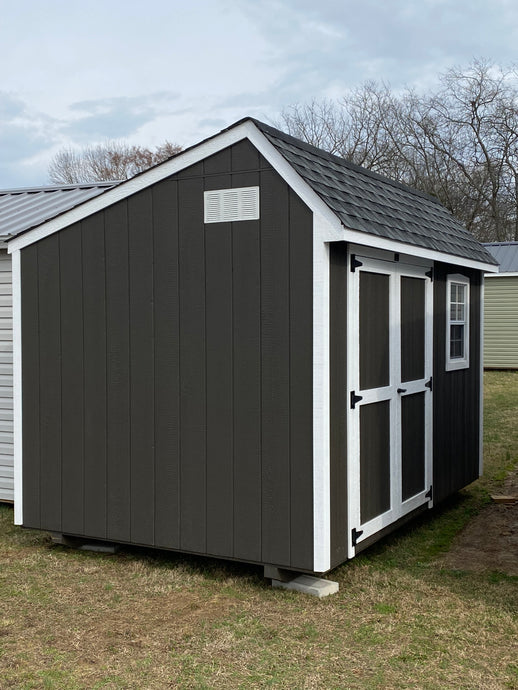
[450,324,464,359]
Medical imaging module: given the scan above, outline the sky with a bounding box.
[2,0,518,188]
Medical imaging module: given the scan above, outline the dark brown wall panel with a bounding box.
[82,214,107,539]
[260,168,291,568]
[21,140,314,571]
[178,176,207,554]
[21,246,40,528]
[231,168,262,562]
[128,191,155,545]
[105,202,131,542]
[433,264,482,502]
[329,242,348,568]
[37,234,62,533]
[153,179,181,549]
[288,189,314,571]
[59,226,84,536]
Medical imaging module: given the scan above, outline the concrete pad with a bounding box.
[272,575,339,598]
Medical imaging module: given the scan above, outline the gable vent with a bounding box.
[204,186,260,223]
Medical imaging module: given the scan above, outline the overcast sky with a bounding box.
[2,0,518,188]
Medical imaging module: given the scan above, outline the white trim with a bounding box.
[5,121,498,273]
[312,214,344,573]
[479,281,484,478]
[445,273,470,371]
[485,271,518,278]
[12,249,22,524]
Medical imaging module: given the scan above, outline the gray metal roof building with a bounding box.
[483,242,518,273]
[0,182,118,242]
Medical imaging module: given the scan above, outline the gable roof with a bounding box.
[6,119,497,269]
[483,242,518,272]
[0,182,119,241]
[249,119,496,266]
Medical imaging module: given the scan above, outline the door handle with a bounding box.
[397,387,407,394]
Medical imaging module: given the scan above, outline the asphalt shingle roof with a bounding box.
[0,182,118,240]
[483,242,518,272]
[251,119,497,266]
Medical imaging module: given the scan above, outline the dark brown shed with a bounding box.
[8,119,497,577]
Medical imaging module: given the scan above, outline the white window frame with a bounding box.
[446,273,470,371]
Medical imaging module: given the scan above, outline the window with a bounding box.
[446,274,470,370]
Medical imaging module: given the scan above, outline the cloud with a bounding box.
[64,92,180,142]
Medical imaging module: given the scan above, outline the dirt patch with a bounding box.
[442,467,518,575]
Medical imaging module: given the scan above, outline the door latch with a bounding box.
[397,387,407,394]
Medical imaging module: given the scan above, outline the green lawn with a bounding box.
[0,371,516,689]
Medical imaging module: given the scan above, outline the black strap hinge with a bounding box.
[350,391,363,409]
[425,485,433,501]
[425,268,434,281]
[425,376,433,391]
[351,255,363,272]
[352,527,364,547]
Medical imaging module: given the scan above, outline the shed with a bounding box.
[483,242,518,369]
[0,183,117,502]
[7,119,497,576]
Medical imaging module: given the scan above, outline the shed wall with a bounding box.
[433,263,482,502]
[484,276,518,369]
[20,140,315,571]
[0,249,13,502]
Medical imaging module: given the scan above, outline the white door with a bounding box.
[347,254,433,557]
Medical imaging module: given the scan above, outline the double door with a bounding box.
[347,254,433,556]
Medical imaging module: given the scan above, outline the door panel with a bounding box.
[359,272,390,390]
[360,400,391,523]
[401,392,426,501]
[401,276,425,383]
[347,254,433,557]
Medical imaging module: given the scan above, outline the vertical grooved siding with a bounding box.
[0,250,14,502]
[484,276,518,369]
[433,264,482,502]
[20,140,314,571]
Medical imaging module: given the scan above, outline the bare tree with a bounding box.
[278,60,518,242]
[48,140,182,184]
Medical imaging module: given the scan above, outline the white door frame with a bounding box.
[346,250,433,558]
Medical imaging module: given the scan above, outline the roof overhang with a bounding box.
[6,119,498,272]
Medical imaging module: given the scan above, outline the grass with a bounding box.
[0,371,517,689]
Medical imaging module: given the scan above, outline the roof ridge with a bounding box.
[0,181,119,195]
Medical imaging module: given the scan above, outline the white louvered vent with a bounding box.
[204,186,260,223]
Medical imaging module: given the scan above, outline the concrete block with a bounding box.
[272,574,339,598]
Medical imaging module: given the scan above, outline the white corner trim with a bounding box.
[312,230,331,573]
[12,249,22,524]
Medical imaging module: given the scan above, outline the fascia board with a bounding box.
[485,271,518,278]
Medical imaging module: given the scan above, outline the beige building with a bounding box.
[483,242,518,369]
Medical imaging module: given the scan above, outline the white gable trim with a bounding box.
[7,121,498,272]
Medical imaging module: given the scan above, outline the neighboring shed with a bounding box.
[0,182,117,502]
[483,242,518,369]
[7,119,498,576]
